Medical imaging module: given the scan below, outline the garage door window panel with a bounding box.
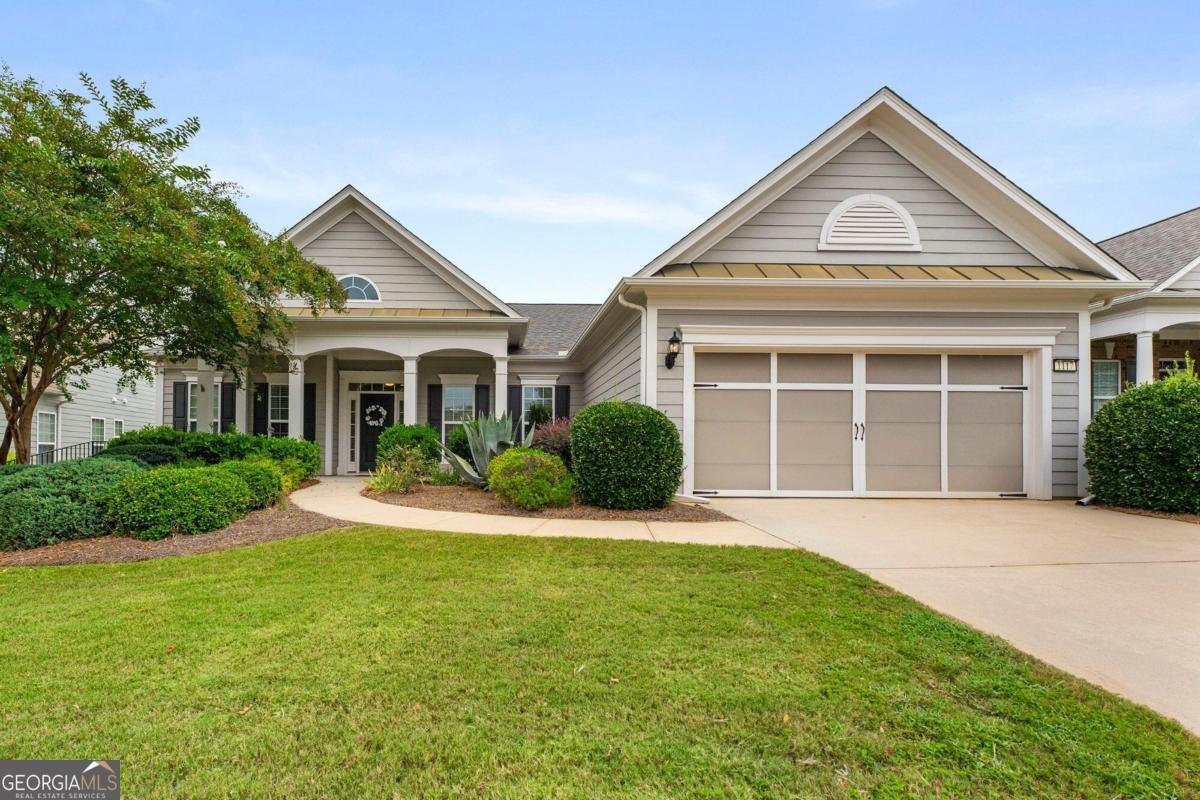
[695,352,770,383]
[947,355,1023,385]
[777,353,852,384]
[866,354,940,384]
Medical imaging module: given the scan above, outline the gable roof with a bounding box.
[636,87,1137,281]
[509,303,601,355]
[286,185,521,318]
[1100,206,1200,289]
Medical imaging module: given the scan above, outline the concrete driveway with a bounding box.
[713,498,1200,735]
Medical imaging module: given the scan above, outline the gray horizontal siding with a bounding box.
[656,309,1080,497]
[697,133,1044,267]
[583,317,641,404]
[0,366,157,450]
[300,212,480,310]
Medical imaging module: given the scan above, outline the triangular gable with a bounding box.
[637,88,1137,281]
[288,185,520,316]
[1155,256,1200,292]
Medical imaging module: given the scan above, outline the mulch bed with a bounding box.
[364,483,731,522]
[0,481,348,568]
[1096,502,1200,526]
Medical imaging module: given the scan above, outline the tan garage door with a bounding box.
[692,351,1025,496]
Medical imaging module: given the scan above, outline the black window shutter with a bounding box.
[252,383,268,436]
[303,383,317,442]
[507,385,522,426]
[554,385,571,419]
[220,382,237,432]
[1124,359,1136,390]
[427,384,443,434]
[474,384,490,418]
[172,382,188,431]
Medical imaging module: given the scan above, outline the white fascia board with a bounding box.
[679,324,1064,349]
[1152,255,1200,292]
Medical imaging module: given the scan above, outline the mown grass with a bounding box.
[0,525,1195,799]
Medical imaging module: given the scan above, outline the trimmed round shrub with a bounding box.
[99,443,183,467]
[104,466,253,540]
[378,423,441,466]
[1085,370,1200,512]
[178,432,259,464]
[256,436,321,478]
[447,424,472,463]
[487,447,573,511]
[213,460,284,509]
[571,401,682,510]
[532,417,572,471]
[0,458,146,550]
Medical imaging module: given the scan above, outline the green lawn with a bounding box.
[1,527,1196,799]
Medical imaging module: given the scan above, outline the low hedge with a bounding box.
[104,466,254,541]
[571,401,682,510]
[213,460,284,509]
[378,423,442,466]
[0,458,146,550]
[103,427,320,477]
[1085,370,1200,512]
[488,447,573,511]
[100,443,184,467]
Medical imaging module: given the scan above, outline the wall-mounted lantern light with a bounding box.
[1053,358,1079,373]
[665,330,682,370]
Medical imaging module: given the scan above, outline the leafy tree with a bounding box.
[0,70,344,462]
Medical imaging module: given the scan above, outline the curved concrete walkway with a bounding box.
[290,477,787,547]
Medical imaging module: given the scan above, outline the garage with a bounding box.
[689,351,1029,497]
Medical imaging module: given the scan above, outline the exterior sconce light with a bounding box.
[1053,358,1079,373]
[665,331,682,370]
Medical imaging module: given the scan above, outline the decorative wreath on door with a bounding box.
[364,404,389,428]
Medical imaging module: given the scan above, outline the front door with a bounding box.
[358,393,395,472]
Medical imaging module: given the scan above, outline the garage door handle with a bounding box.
[1000,385,1028,391]
[693,383,718,388]
[852,423,866,441]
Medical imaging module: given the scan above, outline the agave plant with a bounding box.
[441,413,533,488]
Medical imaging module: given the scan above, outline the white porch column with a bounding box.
[195,360,215,433]
[324,356,335,475]
[288,358,305,439]
[234,366,249,434]
[403,357,418,425]
[1136,331,1155,384]
[494,356,509,416]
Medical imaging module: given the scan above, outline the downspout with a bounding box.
[616,291,648,404]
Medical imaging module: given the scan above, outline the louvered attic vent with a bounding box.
[818,193,922,252]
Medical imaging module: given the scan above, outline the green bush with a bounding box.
[426,465,464,486]
[571,401,682,510]
[487,447,573,511]
[532,417,572,471]
[213,460,283,509]
[378,423,441,467]
[103,428,321,477]
[256,437,321,478]
[92,452,149,467]
[104,466,253,541]
[99,443,184,466]
[447,424,472,462]
[367,446,429,494]
[526,403,552,428]
[105,425,187,448]
[0,462,33,477]
[1085,370,1200,512]
[0,458,145,550]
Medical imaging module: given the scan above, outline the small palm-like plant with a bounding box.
[441,413,533,488]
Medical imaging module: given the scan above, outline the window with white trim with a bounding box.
[338,275,380,301]
[269,384,289,437]
[1158,359,1193,381]
[1092,360,1121,414]
[442,385,474,442]
[90,418,106,442]
[522,385,554,431]
[113,420,124,439]
[36,411,56,455]
[818,193,921,251]
[187,382,222,433]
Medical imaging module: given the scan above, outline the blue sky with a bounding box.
[4,1,1199,301]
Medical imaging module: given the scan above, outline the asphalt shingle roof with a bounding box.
[510,303,601,356]
[1100,207,1200,286]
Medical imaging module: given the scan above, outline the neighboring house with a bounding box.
[0,366,158,461]
[158,88,1148,498]
[1091,207,1200,410]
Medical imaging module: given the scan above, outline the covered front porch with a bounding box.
[1091,304,1200,410]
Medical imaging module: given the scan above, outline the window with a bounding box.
[348,397,357,464]
[90,418,106,442]
[36,411,56,455]
[1092,360,1121,413]
[338,275,380,301]
[818,193,921,251]
[442,385,474,442]
[187,382,222,433]
[269,384,289,437]
[113,420,124,439]
[522,385,554,431]
[1158,359,1193,381]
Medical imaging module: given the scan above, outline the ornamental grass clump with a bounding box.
[1085,365,1200,512]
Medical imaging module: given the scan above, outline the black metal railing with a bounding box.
[29,440,106,466]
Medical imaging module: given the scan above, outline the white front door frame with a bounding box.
[680,325,1060,499]
[338,369,404,475]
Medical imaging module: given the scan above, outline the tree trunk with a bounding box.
[5,391,45,465]
[0,425,10,465]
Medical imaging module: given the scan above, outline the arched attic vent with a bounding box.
[818,193,922,252]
